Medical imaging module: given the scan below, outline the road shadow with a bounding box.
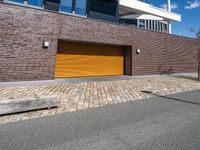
[141,90,200,106]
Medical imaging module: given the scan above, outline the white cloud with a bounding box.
[160,3,178,10]
[184,0,200,10]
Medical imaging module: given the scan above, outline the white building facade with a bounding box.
[119,0,181,33]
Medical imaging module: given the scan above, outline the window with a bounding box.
[59,0,87,16]
[119,19,137,27]
[45,0,60,11]
[149,20,152,30]
[75,0,87,16]
[146,20,149,30]
[60,0,73,13]
[90,0,118,16]
[163,23,168,32]
[139,20,145,28]
[155,21,158,31]
[9,0,24,3]
[152,21,155,31]
[160,22,163,32]
[28,0,43,7]
[158,22,161,32]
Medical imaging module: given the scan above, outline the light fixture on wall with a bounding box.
[136,49,141,54]
[43,41,50,49]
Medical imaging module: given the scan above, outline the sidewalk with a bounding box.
[0,73,199,124]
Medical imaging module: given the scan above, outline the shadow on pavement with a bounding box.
[141,90,200,106]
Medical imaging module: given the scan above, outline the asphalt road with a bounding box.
[0,90,200,150]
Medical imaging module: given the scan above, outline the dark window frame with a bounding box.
[88,0,119,23]
[44,0,87,15]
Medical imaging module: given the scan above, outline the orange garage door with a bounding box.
[55,41,124,78]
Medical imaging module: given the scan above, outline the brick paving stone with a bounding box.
[0,76,200,124]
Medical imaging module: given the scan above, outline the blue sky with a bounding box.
[148,0,200,38]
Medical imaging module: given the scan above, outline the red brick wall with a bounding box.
[131,29,197,75]
[0,3,198,81]
[0,3,59,81]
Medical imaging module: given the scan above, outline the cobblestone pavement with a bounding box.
[0,75,200,124]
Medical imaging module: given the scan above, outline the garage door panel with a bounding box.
[55,42,124,78]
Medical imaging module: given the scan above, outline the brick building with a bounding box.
[0,0,197,81]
